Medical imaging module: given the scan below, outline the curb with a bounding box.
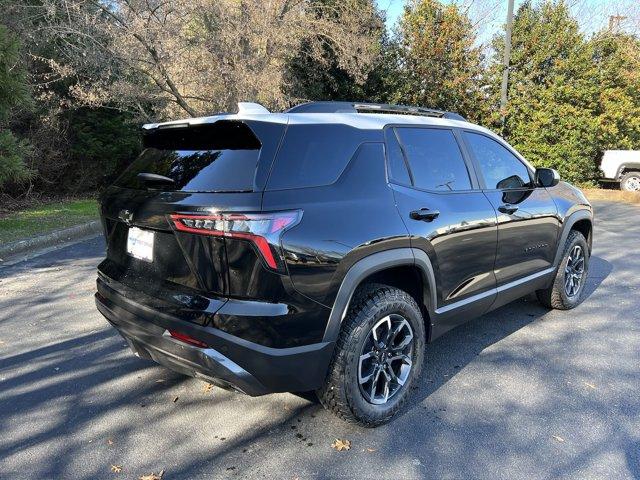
[0,220,102,263]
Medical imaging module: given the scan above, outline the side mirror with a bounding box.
[535,168,560,188]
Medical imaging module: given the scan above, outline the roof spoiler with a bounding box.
[142,102,271,130]
[285,101,466,121]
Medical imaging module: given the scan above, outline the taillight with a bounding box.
[169,210,302,272]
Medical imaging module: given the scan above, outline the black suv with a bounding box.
[96,101,593,426]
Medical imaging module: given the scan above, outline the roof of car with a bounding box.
[142,102,536,170]
[142,101,493,136]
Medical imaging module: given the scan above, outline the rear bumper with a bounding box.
[96,282,334,396]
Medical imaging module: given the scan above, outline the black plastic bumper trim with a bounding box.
[95,287,335,394]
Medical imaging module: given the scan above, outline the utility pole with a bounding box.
[500,0,515,125]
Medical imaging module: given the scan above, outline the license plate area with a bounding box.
[126,227,154,262]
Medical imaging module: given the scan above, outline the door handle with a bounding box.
[410,208,440,222]
[498,204,518,215]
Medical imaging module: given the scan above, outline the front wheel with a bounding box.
[317,283,425,427]
[537,230,589,310]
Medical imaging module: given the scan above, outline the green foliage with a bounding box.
[491,0,640,184]
[495,1,601,183]
[385,0,488,123]
[0,24,32,188]
[66,108,141,191]
[0,130,33,186]
[0,25,29,120]
[591,33,640,152]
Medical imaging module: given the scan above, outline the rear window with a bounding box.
[266,124,364,190]
[115,121,262,192]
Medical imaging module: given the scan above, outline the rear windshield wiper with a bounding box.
[137,172,175,186]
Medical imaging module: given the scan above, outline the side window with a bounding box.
[395,128,471,191]
[463,132,532,190]
[385,128,411,185]
[267,124,362,190]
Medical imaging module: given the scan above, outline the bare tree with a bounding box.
[18,0,381,119]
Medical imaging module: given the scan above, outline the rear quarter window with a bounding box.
[266,124,366,190]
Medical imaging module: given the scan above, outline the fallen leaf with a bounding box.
[107,438,114,445]
[331,439,351,451]
[202,382,214,393]
[155,379,165,383]
[583,382,596,389]
[172,396,179,403]
[139,470,164,480]
[111,465,122,473]
[552,435,565,443]
[366,448,376,452]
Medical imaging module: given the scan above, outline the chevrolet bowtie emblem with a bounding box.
[118,209,134,226]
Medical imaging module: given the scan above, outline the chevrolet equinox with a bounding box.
[95,101,593,426]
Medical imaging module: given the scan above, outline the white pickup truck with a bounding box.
[600,150,640,191]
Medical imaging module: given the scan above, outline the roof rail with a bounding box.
[285,101,466,121]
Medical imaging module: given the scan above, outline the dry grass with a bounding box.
[581,188,640,205]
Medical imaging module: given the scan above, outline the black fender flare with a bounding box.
[321,248,437,343]
[552,209,593,268]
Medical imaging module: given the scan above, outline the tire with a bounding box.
[317,283,425,427]
[620,171,640,192]
[536,230,589,310]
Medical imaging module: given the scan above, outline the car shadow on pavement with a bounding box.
[0,235,105,278]
[0,328,191,478]
[156,256,618,479]
[404,254,612,416]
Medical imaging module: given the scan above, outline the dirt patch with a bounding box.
[581,188,640,205]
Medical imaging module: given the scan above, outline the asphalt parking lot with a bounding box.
[1,200,639,480]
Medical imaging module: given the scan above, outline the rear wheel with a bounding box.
[620,171,640,192]
[537,230,589,310]
[317,283,425,427]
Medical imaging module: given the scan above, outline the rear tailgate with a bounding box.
[97,120,285,324]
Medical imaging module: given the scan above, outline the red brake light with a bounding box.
[169,210,302,271]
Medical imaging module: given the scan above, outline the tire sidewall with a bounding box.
[342,293,425,423]
[621,172,640,192]
[555,232,590,308]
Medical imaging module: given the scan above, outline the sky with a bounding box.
[374,0,639,42]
